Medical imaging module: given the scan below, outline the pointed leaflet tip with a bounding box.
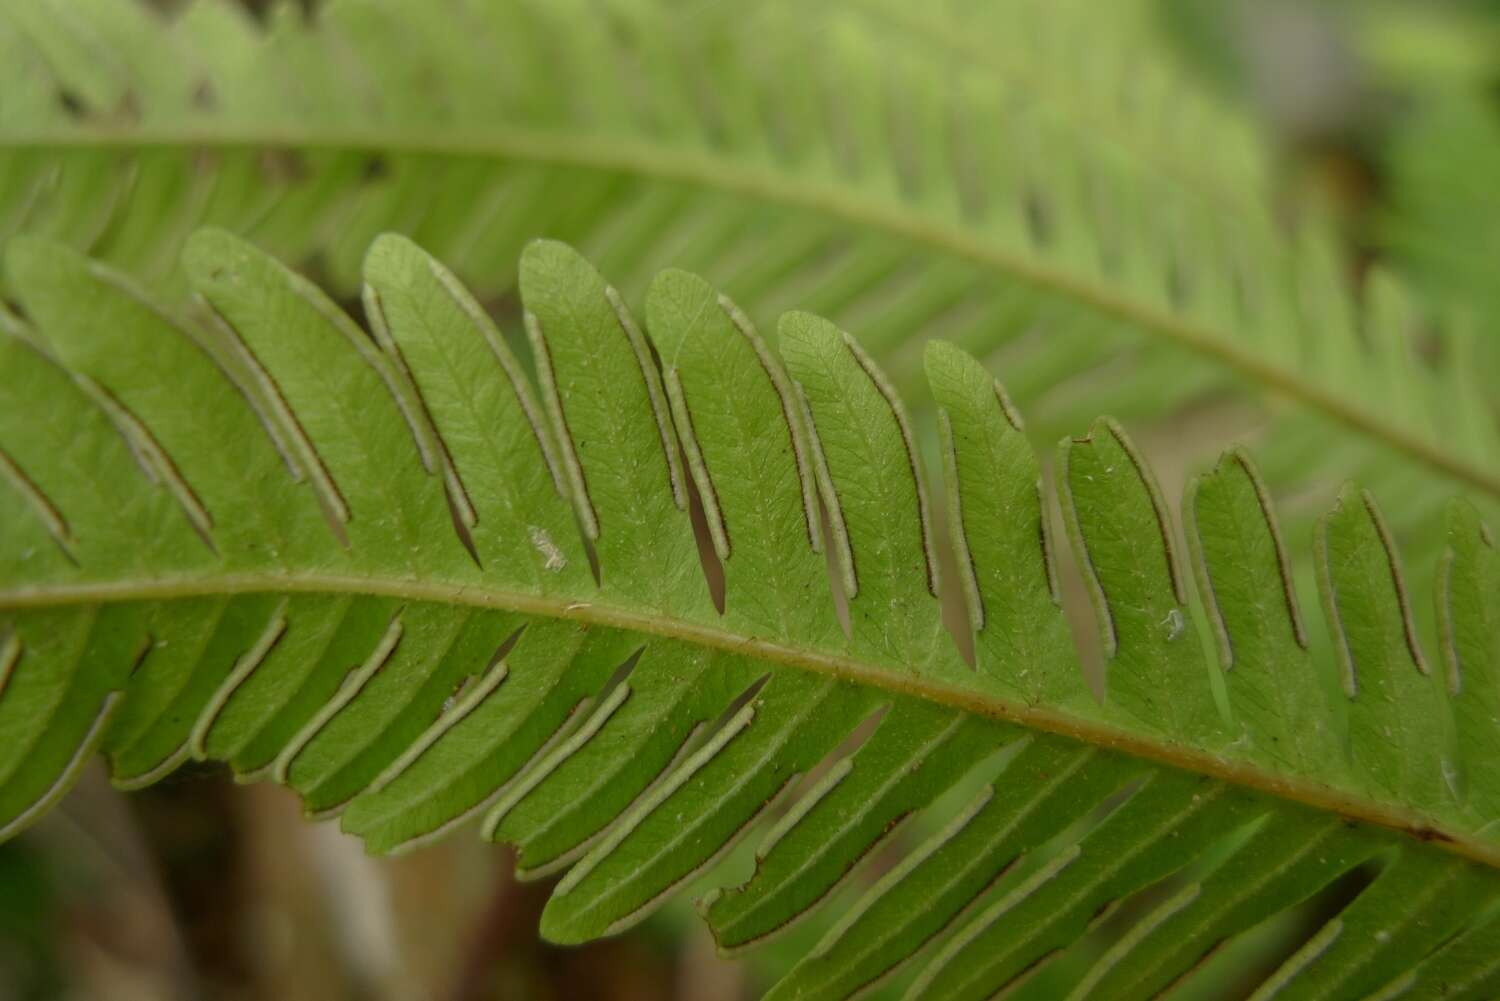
[361,230,422,278]
[181,225,249,286]
[521,239,689,511]
[920,337,964,379]
[1184,446,1308,673]
[518,238,594,309]
[1058,416,1183,639]
[644,267,711,363]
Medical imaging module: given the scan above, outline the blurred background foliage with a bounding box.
[2,1,1499,999]
[1164,0,1500,354]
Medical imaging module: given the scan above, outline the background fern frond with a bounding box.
[1,0,1496,558]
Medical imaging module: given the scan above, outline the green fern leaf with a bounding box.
[2,232,1499,998]
[1,0,1497,553]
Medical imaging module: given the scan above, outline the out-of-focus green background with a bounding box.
[3,1,1499,998]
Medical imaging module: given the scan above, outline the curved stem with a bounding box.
[3,571,1496,870]
[6,126,1498,499]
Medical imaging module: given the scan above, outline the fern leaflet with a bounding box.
[0,232,1497,999]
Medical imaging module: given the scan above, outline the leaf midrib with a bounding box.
[7,125,1497,500]
[5,568,1495,870]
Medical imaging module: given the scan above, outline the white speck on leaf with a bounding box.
[529,525,567,572]
[1443,758,1463,801]
[1162,608,1185,641]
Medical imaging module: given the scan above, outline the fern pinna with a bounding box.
[3,0,1497,558]
[0,231,1495,999]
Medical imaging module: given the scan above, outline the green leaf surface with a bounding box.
[1,233,1498,999]
[1,0,1496,542]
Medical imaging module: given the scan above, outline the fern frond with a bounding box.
[1383,93,1500,342]
[2,233,1499,998]
[1,0,1497,530]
